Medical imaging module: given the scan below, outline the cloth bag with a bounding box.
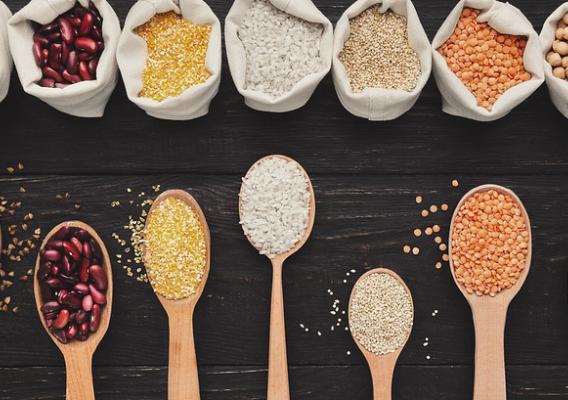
[332,0,431,121]
[540,2,568,119]
[7,0,120,117]
[0,1,12,103]
[117,0,222,120]
[225,0,333,112]
[431,0,544,121]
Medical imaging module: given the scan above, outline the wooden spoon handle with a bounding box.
[63,351,95,400]
[368,356,396,400]
[168,309,200,400]
[267,259,290,400]
[472,304,508,400]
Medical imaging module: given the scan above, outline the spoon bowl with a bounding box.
[144,189,211,400]
[448,184,532,400]
[34,221,113,400]
[348,268,414,400]
[239,154,315,400]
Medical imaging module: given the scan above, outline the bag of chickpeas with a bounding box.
[7,0,120,117]
[117,0,222,120]
[225,0,334,112]
[332,0,432,120]
[432,0,544,121]
[541,3,568,119]
[0,1,12,103]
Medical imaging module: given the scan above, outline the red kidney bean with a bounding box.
[89,265,107,291]
[79,61,93,81]
[43,249,62,261]
[63,241,81,262]
[50,264,60,276]
[51,328,68,344]
[89,304,101,333]
[79,258,90,283]
[46,278,62,289]
[62,69,81,84]
[91,25,102,41]
[57,289,68,304]
[82,294,93,312]
[42,66,63,82]
[78,52,94,61]
[75,310,87,324]
[63,293,82,310]
[59,273,79,286]
[88,284,106,305]
[75,37,97,54]
[59,17,75,44]
[74,283,89,294]
[79,321,89,338]
[53,309,70,330]
[33,33,49,46]
[62,255,72,274]
[39,78,55,88]
[70,237,83,255]
[61,41,69,65]
[79,12,94,36]
[82,241,92,259]
[46,240,64,250]
[87,58,98,76]
[66,50,78,73]
[48,43,62,70]
[46,31,61,41]
[70,17,82,27]
[38,22,58,35]
[54,227,70,240]
[33,42,44,67]
[66,323,78,340]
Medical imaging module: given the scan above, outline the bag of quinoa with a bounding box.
[225,0,333,112]
[540,3,568,119]
[7,0,120,117]
[0,1,12,103]
[117,0,222,120]
[332,0,431,120]
[431,0,544,121]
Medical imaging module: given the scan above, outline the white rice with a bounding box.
[239,157,311,257]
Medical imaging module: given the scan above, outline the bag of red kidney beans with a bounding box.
[7,0,120,117]
[0,1,12,103]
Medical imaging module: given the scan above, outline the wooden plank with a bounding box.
[0,0,567,175]
[0,174,566,367]
[1,365,568,399]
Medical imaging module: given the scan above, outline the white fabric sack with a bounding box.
[540,2,568,119]
[0,1,12,103]
[8,0,120,117]
[117,0,222,120]
[332,0,431,121]
[431,0,544,121]
[225,0,333,112]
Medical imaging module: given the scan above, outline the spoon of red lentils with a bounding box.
[449,184,532,400]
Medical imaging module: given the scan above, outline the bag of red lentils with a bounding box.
[540,3,568,119]
[225,0,334,112]
[332,0,432,120]
[117,0,222,120]
[432,0,544,121]
[7,0,120,117]
[0,1,12,103]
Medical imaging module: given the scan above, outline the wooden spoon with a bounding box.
[143,189,211,400]
[239,155,316,400]
[348,268,414,400]
[34,221,113,400]
[449,184,532,400]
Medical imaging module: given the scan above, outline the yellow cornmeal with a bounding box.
[136,12,212,102]
[145,197,206,300]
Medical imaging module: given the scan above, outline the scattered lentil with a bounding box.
[425,227,433,236]
[429,205,438,213]
[403,245,411,254]
[452,179,460,188]
[349,272,413,355]
[413,228,422,237]
[412,247,420,255]
[238,0,324,98]
[136,12,212,102]
[438,8,531,111]
[415,196,423,204]
[144,197,206,299]
[421,209,429,217]
[239,157,311,257]
[339,8,421,92]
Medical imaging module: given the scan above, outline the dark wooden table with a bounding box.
[1,0,568,398]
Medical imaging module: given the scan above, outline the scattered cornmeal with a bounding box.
[144,197,206,300]
[451,189,530,296]
[339,8,421,92]
[349,272,413,355]
[438,8,531,111]
[136,12,211,102]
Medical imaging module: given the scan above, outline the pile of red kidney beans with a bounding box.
[33,2,104,88]
[38,226,108,344]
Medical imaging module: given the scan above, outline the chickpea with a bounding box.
[563,56,568,68]
[553,66,566,79]
[553,40,568,56]
[547,51,562,67]
[556,27,566,40]
[563,12,568,25]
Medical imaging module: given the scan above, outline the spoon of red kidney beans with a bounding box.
[33,2,104,88]
[37,225,108,344]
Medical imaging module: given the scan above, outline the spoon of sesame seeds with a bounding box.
[449,184,532,400]
[143,189,211,400]
[348,268,414,400]
[239,155,316,400]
